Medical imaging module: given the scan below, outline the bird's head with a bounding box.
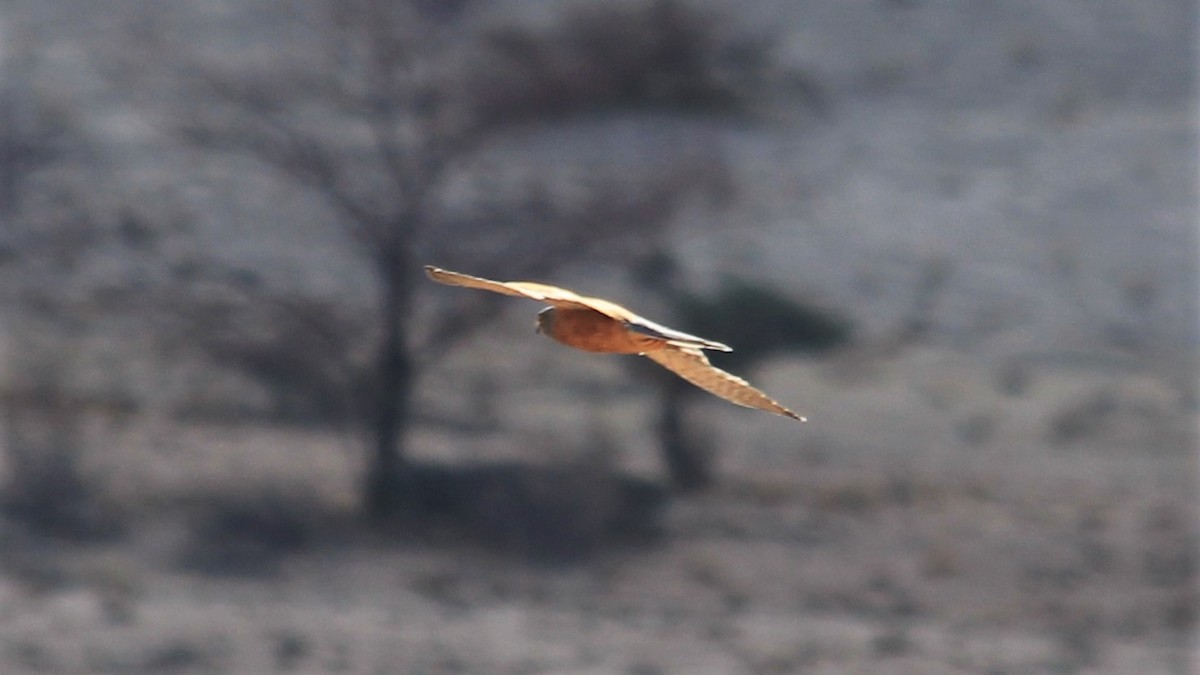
[535,307,556,336]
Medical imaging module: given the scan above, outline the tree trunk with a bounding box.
[657,378,713,492]
[364,248,417,520]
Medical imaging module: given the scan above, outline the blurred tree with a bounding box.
[151,0,754,518]
[632,249,853,490]
[0,28,143,536]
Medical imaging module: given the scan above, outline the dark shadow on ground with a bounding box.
[171,460,670,575]
[391,461,669,566]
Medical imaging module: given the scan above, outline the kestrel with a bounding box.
[425,266,805,421]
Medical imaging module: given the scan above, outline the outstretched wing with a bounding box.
[425,266,625,313]
[624,317,731,352]
[644,347,805,421]
[425,266,731,351]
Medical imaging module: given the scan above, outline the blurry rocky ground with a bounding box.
[0,0,1195,672]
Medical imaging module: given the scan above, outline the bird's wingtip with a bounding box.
[699,338,732,352]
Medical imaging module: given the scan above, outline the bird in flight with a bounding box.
[425,266,805,421]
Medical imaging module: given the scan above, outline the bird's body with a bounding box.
[537,308,656,354]
[425,266,805,421]
[536,306,731,354]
